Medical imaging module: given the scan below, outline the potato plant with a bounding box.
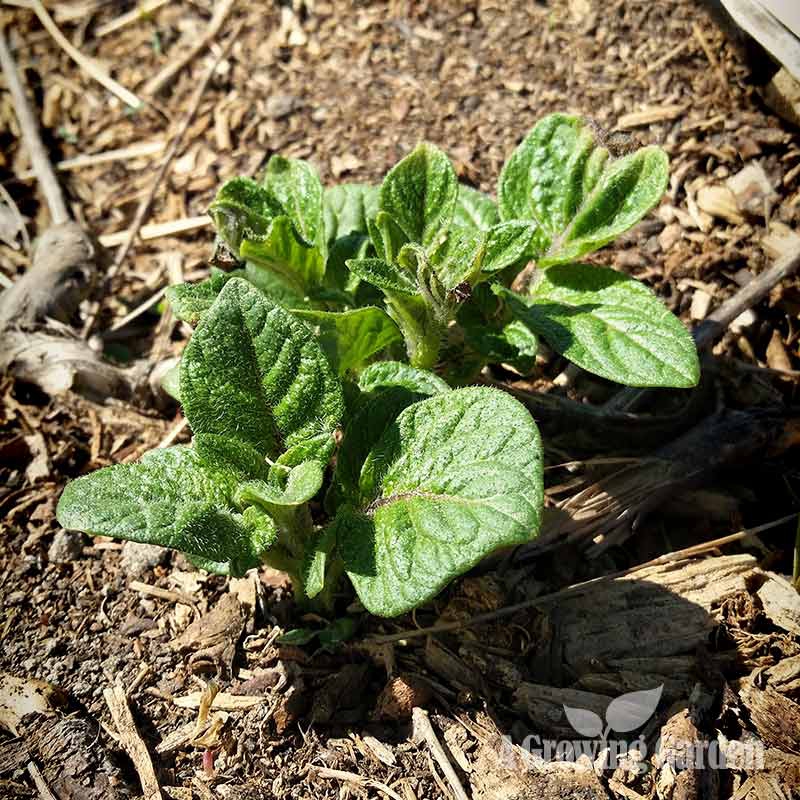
[57,114,699,617]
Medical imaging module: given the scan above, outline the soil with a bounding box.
[2,1,800,799]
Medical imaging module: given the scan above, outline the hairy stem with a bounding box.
[385,293,442,370]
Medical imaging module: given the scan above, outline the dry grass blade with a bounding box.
[143,0,237,95]
[0,30,68,225]
[24,0,143,109]
[103,684,162,800]
[309,766,405,800]
[95,0,170,38]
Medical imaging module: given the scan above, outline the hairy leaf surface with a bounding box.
[357,361,450,396]
[453,184,500,231]
[292,307,402,375]
[340,387,542,616]
[379,143,458,249]
[498,114,669,266]
[262,156,326,253]
[497,263,700,387]
[323,183,380,243]
[56,443,274,575]
[181,278,344,458]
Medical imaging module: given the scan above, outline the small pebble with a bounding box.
[48,530,85,564]
[120,541,169,577]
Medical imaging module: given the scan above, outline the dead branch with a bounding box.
[0,223,94,330]
[0,30,68,225]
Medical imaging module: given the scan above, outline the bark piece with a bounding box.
[470,736,609,800]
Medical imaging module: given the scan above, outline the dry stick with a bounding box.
[103,684,162,800]
[95,0,170,38]
[605,245,800,412]
[412,707,471,800]
[309,766,405,800]
[143,0,236,95]
[692,22,731,99]
[0,30,69,225]
[26,762,58,800]
[24,0,143,109]
[369,512,799,645]
[16,140,166,180]
[81,21,243,338]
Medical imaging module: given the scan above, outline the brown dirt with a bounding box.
[2,1,800,798]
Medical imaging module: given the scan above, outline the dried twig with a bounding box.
[17,140,165,180]
[24,0,143,109]
[412,707,470,800]
[95,0,170,38]
[103,684,162,800]
[309,765,405,800]
[82,20,243,337]
[0,30,68,225]
[26,762,57,800]
[98,215,210,249]
[369,513,798,645]
[143,0,237,95]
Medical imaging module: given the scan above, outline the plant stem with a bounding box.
[386,293,442,370]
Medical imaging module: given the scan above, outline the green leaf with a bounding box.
[277,628,319,645]
[161,361,181,401]
[56,443,275,575]
[357,361,450,396]
[166,271,230,325]
[346,257,417,294]
[428,226,485,289]
[303,524,338,599]
[323,183,379,243]
[482,221,537,274]
[235,460,324,512]
[453,184,500,231]
[379,143,458,249]
[340,386,543,616]
[498,114,669,266]
[181,277,344,459]
[497,263,700,387]
[262,156,325,252]
[291,307,402,376]
[208,177,282,254]
[240,215,325,295]
[333,386,423,507]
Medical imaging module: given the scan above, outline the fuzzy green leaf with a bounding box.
[340,387,543,616]
[323,183,380,243]
[291,307,402,376]
[262,156,325,252]
[497,263,700,387]
[357,361,450,396]
[333,386,423,507]
[240,215,325,295]
[180,277,344,459]
[498,114,669,266]
[453,184,500,231]
[379,143,458,249]
[208,177,282,254]
[56,442,274,575]
[235,461,325,511]
[303,524,338,599]
[345,257,417,294]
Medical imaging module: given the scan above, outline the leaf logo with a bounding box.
[563,685,663,741]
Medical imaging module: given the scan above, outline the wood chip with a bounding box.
[172,691,264,711]
[104,684,162,800]
[617,104,687,129]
